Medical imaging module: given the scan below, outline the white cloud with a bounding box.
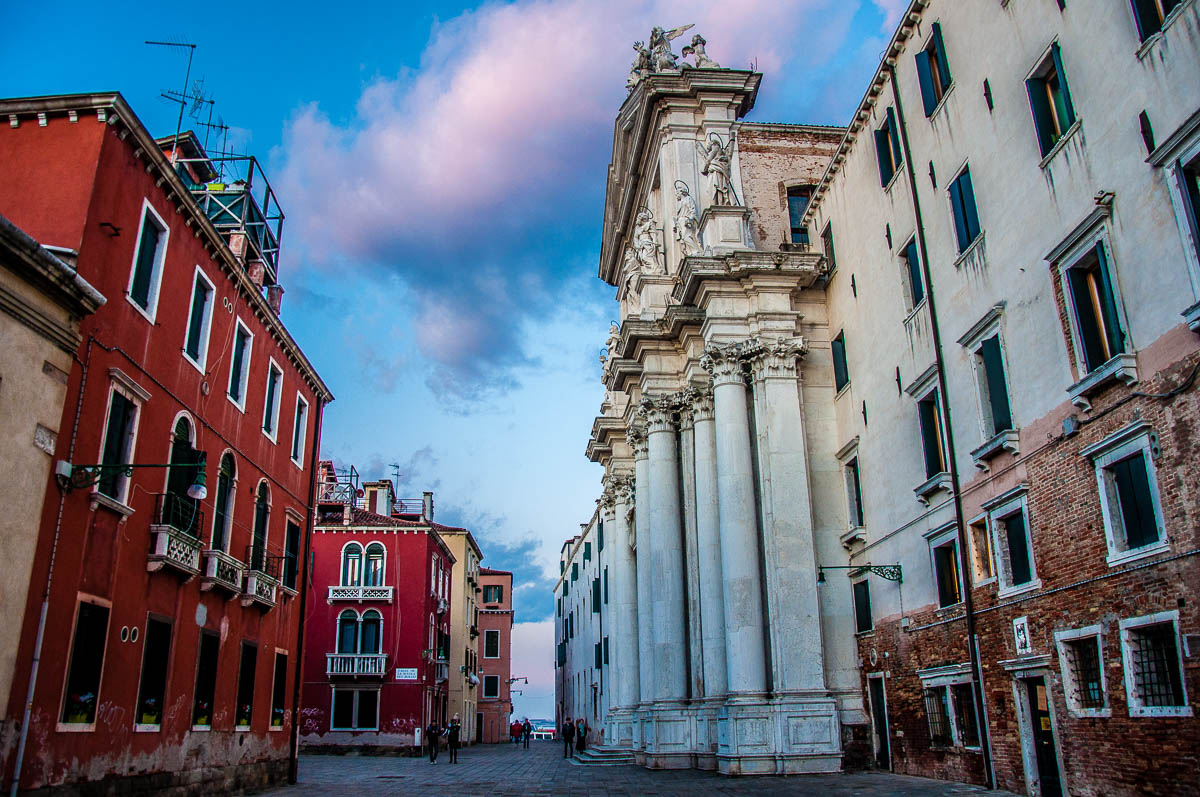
[508,620,556,719]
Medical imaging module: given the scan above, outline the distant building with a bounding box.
[554,526,607,745]
[0,94,332,794]
[477,567,514,742]
[299,463,454,749]
[434,517,483,744]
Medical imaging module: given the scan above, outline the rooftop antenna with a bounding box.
[389,463,402,491]
[145,39,197,164]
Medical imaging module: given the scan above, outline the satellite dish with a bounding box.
[356,488,365,498]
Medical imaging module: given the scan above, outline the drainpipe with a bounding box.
[289,397,324,785]
[9,338,94,797]
[886,62,995,789]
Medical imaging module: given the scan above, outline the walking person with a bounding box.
[562,716,575,758]
[425,720,441,763]
[522,718,532,749]
[575,717,588,753]
[447,714,461,764]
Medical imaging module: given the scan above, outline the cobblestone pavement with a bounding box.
[263,742,1022,796]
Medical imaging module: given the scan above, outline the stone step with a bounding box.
[571,747,636,766]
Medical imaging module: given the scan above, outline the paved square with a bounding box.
[265,743,1021,796]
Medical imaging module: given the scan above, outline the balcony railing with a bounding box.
[200,549,243,594]
[241,545,280,609]
[147,494,203,578]
[328,585,394,603]
[326,653,388,677]
[392,498,424,515]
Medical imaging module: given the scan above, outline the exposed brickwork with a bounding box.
[19,759,289,797]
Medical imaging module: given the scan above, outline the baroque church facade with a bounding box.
[557,1,1199,793]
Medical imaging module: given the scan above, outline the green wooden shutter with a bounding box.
[832,332,849,392]
[918,394,943,478]
[853,579,872,633]
[1026,74,1056,156]
[904,240,924,306]
[603,568,609,604]
[1113,453,1159,549]
[1130,0,1165,41]
[875,125,894,186]
[99,392,134,498]
[1004,513,1033,585]
[1092,243,1126,357]
[948,177,969,252]
[1050,43,1076,128]
[130,217,160,309]
[980,336,1013,434]
[185,278,209,359]
[886,107,903,169]
[932,23,952,90]
[916,49,937,116]
[958,169,981,244]
[592,577,600,611]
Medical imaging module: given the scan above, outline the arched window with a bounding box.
[337,609,358,654]
[251,481,270,571]
[364,543,385,586]
[165,417,199,534]
[360,610,382,654]
[342,543,363,586]
[211,453,236,552]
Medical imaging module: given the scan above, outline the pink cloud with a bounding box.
[872,0,908,33]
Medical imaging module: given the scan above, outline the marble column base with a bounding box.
[692,698,723,770]
[642,700,694,770]
[716,692,842,776]
[602,705,637,751]
[632,704,649,764]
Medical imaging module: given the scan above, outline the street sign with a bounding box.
[395,667,418,680]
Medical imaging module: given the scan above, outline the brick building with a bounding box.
[0,93,332,794]
[477,567,514,743]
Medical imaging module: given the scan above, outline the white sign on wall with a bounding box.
[395,667,418,680]
[1013,616,1032,656]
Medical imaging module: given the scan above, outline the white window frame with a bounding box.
[125,199,170,323]
[182,266,216,374]
[1054,228,1132,378]
[484,629,500,659]
[341,542,364,587]
[56,594,113,732]
[897,235,925,313]
[363,543,387,588]
[210,450,237,552]
[851,577,873,635]
[1054,623,1111,718]
[925,524,963,609]
[1149,108,1200,327]
[985,490,1041,598]
[958,306,1017,445]
[226,318,254,412]
[96,370,150,508]
[329,687,381,731]
[1081,421,1168,567]
[917,664,980,750]
[290,393,309,467]
[966,513,996,586]
[842,450,865,532]
[483,674,500,698]
[262,358,283,443]
[1119,610,1191,717]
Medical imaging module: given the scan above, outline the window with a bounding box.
[164,417,201,535]
[923,687,952,746]
[603,568,609,604]
[852,579,872,634]
[337,610,359,653]
[950,684,980,748]
[483,675,499,698]
[1086,423,1165,564]
[211,453,235,552]
[916,21,953,116]
[1063,242,1126,374]
[127,201,168,319]
[917,389,946,479]
[604,636,610,665]
[484,629,500,658]
[235,642,257,729]
[1120,612,1190,716]
[928,527,962,608]
[948,166,981,253]
[832,331,850,392]
[291,395,309,465]
[250,482,270,572]
[569,612,575,639]
[592,577,601,612]
[227,319,253,409]
[262,360,283,440]
[135,617,172,729]
[363,543,384,587]
[822,223,836,272]
[192,631,219,728]
[973,334,1013,437]
[844,456,864,528]
[360,610,381,654]
[1130,0,1183,41]
[900,238,925,309]
[988,496,1038,594]
[921,672,979,748]
[1026,43,1077,158]
[1056,626,1108,716]
[60,599,110,724]
[874,107,903,186]
[584,542,591,561]
[97,387,140,502]
[572,562,579,581]
[331,689,379,730]
[183,268,215,369]
[594,642,603,669]
[283,520,302,590]
[968,517,995,583]
[483,585,503,603]
[598,519,604,551]
[787,186,813,244]
[342,543,363,586]
[271,652,288,729]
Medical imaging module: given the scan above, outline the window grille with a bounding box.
[923,687,952,746]
[951,684,979,748]
[1064,637,1105,709]
[1130,624,1185,707]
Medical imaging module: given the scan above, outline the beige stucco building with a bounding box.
[437,524,482,743]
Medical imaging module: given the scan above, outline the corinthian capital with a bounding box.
[626,425,649,460]
[610,475,634,506]
[742,336,809,381]
[637,395,677,434]
[689,386,715,422]
[700,343,746,387]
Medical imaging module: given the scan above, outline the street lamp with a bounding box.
[55,453,208,500]
[817,563,902,584]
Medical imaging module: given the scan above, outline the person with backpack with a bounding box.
[425,720,442,763]
[446,714,461,764]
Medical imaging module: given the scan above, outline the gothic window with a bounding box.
[342,543,363,586]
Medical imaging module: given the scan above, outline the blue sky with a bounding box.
[2,0,903,721]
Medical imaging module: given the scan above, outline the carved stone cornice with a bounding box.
[626,425,649,460]
[638,395,677,434]
[742,337,809,381]
[672,249,824,305]
[700,343,747,387]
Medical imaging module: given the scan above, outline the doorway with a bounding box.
[475,712,483,744]
[867,675,891,770]
[1019,676,1062,797]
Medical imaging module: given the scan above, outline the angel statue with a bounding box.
[627,41,652,90]
[649,24,694,72]
[682,34,720,68]
[605,322,621,362]
[673,181,703,257]
[633,208,664,273]
[699,132,735,206]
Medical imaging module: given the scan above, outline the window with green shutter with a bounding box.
[901,239,924,308]
[948,167,981,253]
[915,22,953,116]
[874,107,903,187]
[1065,243,1126,373]
[832,331,849,393]
[976,335,1013,436]
[1026,42,1076,158]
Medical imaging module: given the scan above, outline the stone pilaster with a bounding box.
[606,475,639,750]
[627,426,652,757]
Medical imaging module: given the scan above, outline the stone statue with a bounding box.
[682,34,720,68]
[699,132,735,206]
[605,322,620,361]
[649,24,693,72]
[633,208,664,273]
[673,181,703,257]
[627,41,652,91]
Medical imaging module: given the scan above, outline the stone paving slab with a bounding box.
[263,742,1022,796]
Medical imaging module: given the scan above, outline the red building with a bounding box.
[0,94,332,794]
[299,464,455,749]
[476,567,513,743]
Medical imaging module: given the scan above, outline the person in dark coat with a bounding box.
[522,718,532,749]
[447,714,461,764]
[575,717,588,752]
[425,721,441,763]
[562,716,575,758]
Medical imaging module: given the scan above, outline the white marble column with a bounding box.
[609,476,640,744]
[629,428,654,712]
[690,388,727,700]
[701,345,767,697]
[677,403,703,704]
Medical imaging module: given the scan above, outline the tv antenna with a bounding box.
[145,39,197,164]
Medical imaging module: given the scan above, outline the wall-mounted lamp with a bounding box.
[817,563,902,584]
[55,452,207,500]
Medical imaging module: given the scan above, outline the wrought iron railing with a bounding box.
[153,492,204,538]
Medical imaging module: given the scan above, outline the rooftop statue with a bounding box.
[626,24,695,91]
[699,132,736,206]
[682,34,720,69]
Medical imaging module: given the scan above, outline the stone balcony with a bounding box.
[327,585,394,603]
[147,494,203,579]
[241,568,278,609]
[326,653,388,677]
[200,549,243,594]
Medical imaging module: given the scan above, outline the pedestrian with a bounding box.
[562,716,575,758]
[522,717,532,749]
[575,717,587,753]
[447,714,461,764]
[510,719,521,744]
[425,720,441,763]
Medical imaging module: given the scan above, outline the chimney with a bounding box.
[229,232,248,265]
[422,491,434,522]
[267,284,284,314]
[247,260,266,289]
